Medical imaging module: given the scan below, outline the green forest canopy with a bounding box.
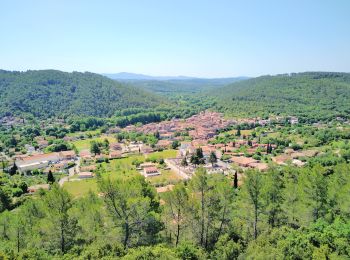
[2,70,350,123]
[1,164,350,259]
[211,72,350,122]
[0,70,167,119]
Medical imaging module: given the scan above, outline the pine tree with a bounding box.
[90,141,100,155]
[190,167,209,247]
[154,131,160,139]
[181,157,188,167]
[263,169,285,228]
[239,170,263,239]
[1,160,6,171]
[196,148,204,159]
[164,183,189,246]
[9,162,18,175]
[47,170,55,184]
[236,128,241,137]
[209,151,217,167]
[103,138,109,149]
[98,176,161,249]
[44,185,78,253]
[190,154,200,166]
[270,144,273,153]
[234,172,238,189]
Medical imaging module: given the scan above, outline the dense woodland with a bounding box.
[0,70,166,118]
[212,72,350,122]
[1,163,350,259]
[117,78,247,96]
[2,71,350,123]
[0,70,217,128]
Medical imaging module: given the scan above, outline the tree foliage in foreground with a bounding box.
[1,163,350,259]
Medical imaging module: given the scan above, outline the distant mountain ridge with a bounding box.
[103,72,249,95]
[102,72,197,81]
[103,72,249,81]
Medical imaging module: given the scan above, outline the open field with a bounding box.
[102,155,143,179]
[224,129,253,136]
[66,129,101,137]
[145,149,178,160]
[64,150,178,197]
[64,155,141,196]
[147,169,183,186]
[63,179,98,198]
[70,135,117,152]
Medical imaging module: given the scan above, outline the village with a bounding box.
[1,110,327,195]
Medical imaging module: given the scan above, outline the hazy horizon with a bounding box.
[2,68,350,80]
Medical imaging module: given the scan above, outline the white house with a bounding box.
[16,153,60,173]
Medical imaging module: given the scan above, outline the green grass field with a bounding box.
[63,179,98,198]
[225,129,253,136]
[145,149,177,160]
[63,150,179,197]
[70,135,117,152]
[147,169,182,186]
[64,155,141,197]
[66,129,101,137]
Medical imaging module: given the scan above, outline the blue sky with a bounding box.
[0,0,349,77]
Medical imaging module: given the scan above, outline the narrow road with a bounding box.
[59,157,80,187]
[165,158,190,180]
[216,159,232,170]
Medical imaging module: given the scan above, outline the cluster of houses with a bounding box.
[118,112,305,176]
[15,150,76,174]
[2,110,328,198]
[125,111,236,141]
[230,156,269,171]
[8,112,309,191]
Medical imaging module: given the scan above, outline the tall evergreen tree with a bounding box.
[299,165,328,224]
[9,162,18,176]
[190,167,209,247]
[90,141,100,155]
[233,172,238,189]
[44,185,78,254]
[263,169,285,228]
[209,152,217,167]
[238,170,264,239]
[163,183,189,246]
[98,176,161,249]
[47,170,55,184]
[181,157,188,167]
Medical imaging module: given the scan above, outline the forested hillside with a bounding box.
[212,72,350,121]
[118,78,248,95]
[0,70,166,118]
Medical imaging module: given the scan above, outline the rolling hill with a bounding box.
[0,70,167,118]
[211,72,350,121]
[112,77,249,95]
